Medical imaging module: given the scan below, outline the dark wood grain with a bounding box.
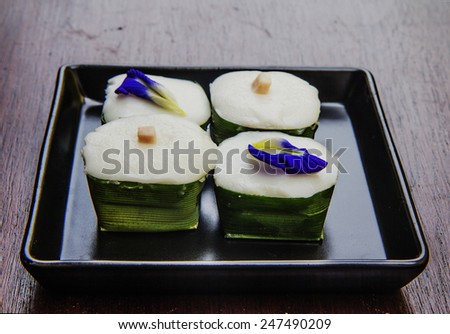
[1,0,449,313]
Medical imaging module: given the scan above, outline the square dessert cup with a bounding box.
[82,114,216,233]
[213,131,338,241]
[209,71,321,144]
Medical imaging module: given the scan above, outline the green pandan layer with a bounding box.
[210,108,318,144]
[87,175,205,232]
[215,185,335,241]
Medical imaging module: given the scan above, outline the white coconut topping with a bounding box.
[214,131,338,198]
[210,71,321,129]
[82,115,217,184]
[103,74,211,125]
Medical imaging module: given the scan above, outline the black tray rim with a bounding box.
[20,65,429,278]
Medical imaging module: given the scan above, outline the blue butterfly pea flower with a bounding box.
[115,68,185,116]
[248,138,328,174]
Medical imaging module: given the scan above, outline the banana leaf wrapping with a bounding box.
[210,108,318,144]
[215,185,335,241]
[87,175,205,232]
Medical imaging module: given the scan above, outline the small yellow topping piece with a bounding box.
[252,72,272,94]
[138,126,156,144]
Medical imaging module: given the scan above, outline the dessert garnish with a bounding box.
[251,72,272,94]
[115,68,186,115]
[248,138,328,174]
[137,126,156,144]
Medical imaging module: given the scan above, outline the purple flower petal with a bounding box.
[126,68,159,90]
[115,76,153,102]
[114,68,185,115]
[248,139,328,174]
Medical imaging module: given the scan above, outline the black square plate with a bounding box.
[20,65,428,292]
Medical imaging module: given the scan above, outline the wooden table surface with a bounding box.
[1,0,449,313]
